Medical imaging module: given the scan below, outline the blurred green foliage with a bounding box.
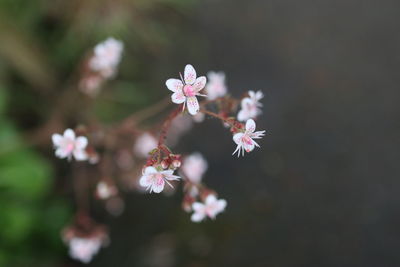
[0,85,71,266]
[0,0,196,265]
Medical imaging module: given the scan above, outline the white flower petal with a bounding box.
[186,96,199,115]
[216,199,227,212]
[233,133,244,145]
[237,109,249,122]
[205,194,217,205]
[144,166,158,175]
[55,148,69,158]
[193,76,206,92]
[184,64,196,85]
[75,136,88,149]
[242,138,255,152]
[191,212,206,222]
[245,119,256,133]
[139,174,152,187]
[171,91,186,104]
[166,78,183,92]
[151,180,165,193]
[73,149,88,161]
[192,202,204,212]
[52,134,63,146]
[240,98,253,110]
[64,129,75,140]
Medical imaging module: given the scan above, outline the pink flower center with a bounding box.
[242,135,253,146]
[183,85,195,97]
[155,173,164,185]
[66,142,75,152]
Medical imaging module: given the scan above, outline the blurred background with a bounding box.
[1,0,400,266]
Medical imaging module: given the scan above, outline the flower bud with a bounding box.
[172,159,181,168]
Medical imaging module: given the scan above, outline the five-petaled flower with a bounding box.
[166,64,207,115]
[237,90,264,121]
[89,37,124,79]
[191,194,227,222]
[139,166,181,193]
[52,129,88,161]
[205,71,227,100]
[181,152,208,184]
[232,119,265,157]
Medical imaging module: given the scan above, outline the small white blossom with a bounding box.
[166,64,207,115]
[232,119,265,157]
[181,153,208,184]
[89,37,124,78]
[68,237,102,264]
[191,195,227,222]
[139,166,180,193]
[237,90,264,121]
[134,133,158,158]
[205,71,227,100]
[52,129,88,161]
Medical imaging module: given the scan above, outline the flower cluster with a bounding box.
[51,55,267,262]
[179,152,227,222]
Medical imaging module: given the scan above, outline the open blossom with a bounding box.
[166,64,207,115]
[206,71,227,100]
[237,90,264,121]
[89,37,124,78]
[68,237,103,264]
[191,195,227,222]
[232,119,265,157]
[139,166,180,193]
[181,153,208,184]
[52,129,88,161]
[134,133,158,158]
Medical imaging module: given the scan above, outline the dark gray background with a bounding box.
[95,0,400,266]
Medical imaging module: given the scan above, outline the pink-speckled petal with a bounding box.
[186,96,199,115]
[184,64,196,85]
[245,119,256,133]
[166,78,183,92]
[193,76,206,92]
[171,91,186,104]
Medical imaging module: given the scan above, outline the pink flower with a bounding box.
[205,71,227,100]
[52,129,88,161]
[237,90,264,121]
[232,119,265,157]
[139,166,180,193]
[68,237,102,264]
[181,153,208,184]
[134,133,158,158]
[89,37,124,78]
[166,64,207,115]
[191,195,227,222]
